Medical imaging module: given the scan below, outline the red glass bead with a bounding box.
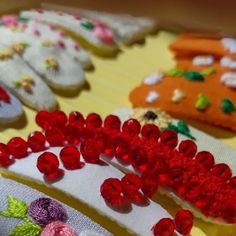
[27,131,46,152]
[211,163,232,181]
[104,114,121,131]
[100,178,124,206]
[153,218,175,236]
[122,119,141,136]
[141,124,160,139]
[121,173,141,198]
[43,168,64,182]
[94,130,113,156]
[195,151,215,169]
[45,127,65,146]
[229,176,236,188]
[68,111,85,128]
[141,175,159,198]
[160,130,178,149]
[7,137,28,159]
[35,110,51,129]
[112,136,130,163]
[37,152,59,174]
[64,125,81,145]
[80,139,101,163]
[222,201,236,224]
[86,113,102,129]
[178,140,197,158]
[0,86,10,103]
[51,110,68,128]
[174,209,194,235]
[59,146,84,170]
[0,143,14,167]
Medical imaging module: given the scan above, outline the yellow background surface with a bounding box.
[1,31,236,235]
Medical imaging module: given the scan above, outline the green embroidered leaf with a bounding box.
[9,223,41,236]
[183,71,205,81]
[12,80,21,89]
[201,67,216,76]
[221,98,236,113]
[166,68,185,77]
[6,195,28,218]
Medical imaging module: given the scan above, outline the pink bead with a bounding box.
[93,26,114,44]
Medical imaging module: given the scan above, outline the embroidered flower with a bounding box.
[0,48,13,60]
[220,72,236,88]
[41,39,55,47]
[44,56,59,70]
[145,91,159,103]
[27,197,68,227]
[220,56,236,69]
[1,15,18,27]
[11,42,29,54]
[131,108,172,129]
[171,89,186,103]
[143,71,164,85]
[13,75,35,93]
[192,55,214,66]
[40,221,77,236]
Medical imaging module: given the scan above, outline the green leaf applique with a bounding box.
[9,223,41,236]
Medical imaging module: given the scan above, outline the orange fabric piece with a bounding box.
[130,34,236,132]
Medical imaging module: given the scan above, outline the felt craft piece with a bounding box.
[0,146,182,236]
[42,3,158,45]
[0,23,85,90]
[0,85,23,124]
[0,177,112,236]
[20,9,119,56]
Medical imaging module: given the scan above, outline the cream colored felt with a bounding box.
[42,3,157,45]
[0,54,57,111]
[20,10,118,55]
[25,20,92,69]
[3,146,181,236]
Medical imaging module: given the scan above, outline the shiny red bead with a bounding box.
[141,176,159,198]
[7,137,28,159]
[100,178,124,206]
[45,127,65,146]
[64,125,81,145]
[68,111,85,128]
[174,209,193,235]
[122,119,141,136]
[195,151,215,169]
[104,114,121,131]
[211,163,232,181]
[153,218,175,236]
[112,136,130,162]
[229,176,236,188]
[35,110,51,129]
[27,131,46,152]
[86,113,102,129]
[0,143,14,167]
[94,130,113,156]
[80,139,101,163]
[0,86,10,103]
[121,173,141,198]
[178,140,197,158]
[51,110,68,128]
[59,146,84,170]
[141,124,160,139]
[160,130,178,149]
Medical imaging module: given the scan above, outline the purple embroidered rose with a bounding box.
[27,197,68,226]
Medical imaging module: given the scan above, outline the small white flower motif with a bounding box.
[220,72,236,88]
[220,56,236,69]
[221,38,236,53]
[143,71,164,85]
[171,89,186,103]
[145,91,159,103]
[192,55,214,66]
[79,230,104,236]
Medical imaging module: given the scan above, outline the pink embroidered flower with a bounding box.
[1,15,18,27]
[92,21,114,44]
[40,221,77,236]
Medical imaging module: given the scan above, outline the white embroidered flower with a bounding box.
[145,90,159,103]
[220,56,236,69]
[143,71,164,85]
[221,38,236,53]
[220,72,236,88]
[192,55,214,66]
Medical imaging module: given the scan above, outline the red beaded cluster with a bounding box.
[1,109,235,224]
[152,209,193,236]
[0,86,10,104]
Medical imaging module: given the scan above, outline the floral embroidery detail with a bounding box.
[171,88,186,103]
[221,98,236,113]
[0,86,10,103]
[131,108,172,129]
[0,48,13,60]
[41,39,55,47]
[93,23,114,44]
[13,75,35,93]
[11,42,29,54]
[1,15,18,27]
[40,221,77,236]
[220,56,236,69]
[145,91,159,103]
[192,55,214,66]
[220,72,236,88]
[27,198,68,227]
[143,71,164,85]
[0,195,42,236]
[195,93,210,110]
[44,56,59,70]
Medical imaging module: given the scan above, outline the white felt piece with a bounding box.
[220,72,236,88]
[0,54,57,111]
[0,89,23,124]
[20,10,118,54]
[192,55,214,66]
[145,91,159,103]
[114,108,236,175]
[143,72,164,85]
[23,42,85,89]
[4,146,181,236]
[221,38,236,53]
[42,4,157,45]
[25,20,92,69]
